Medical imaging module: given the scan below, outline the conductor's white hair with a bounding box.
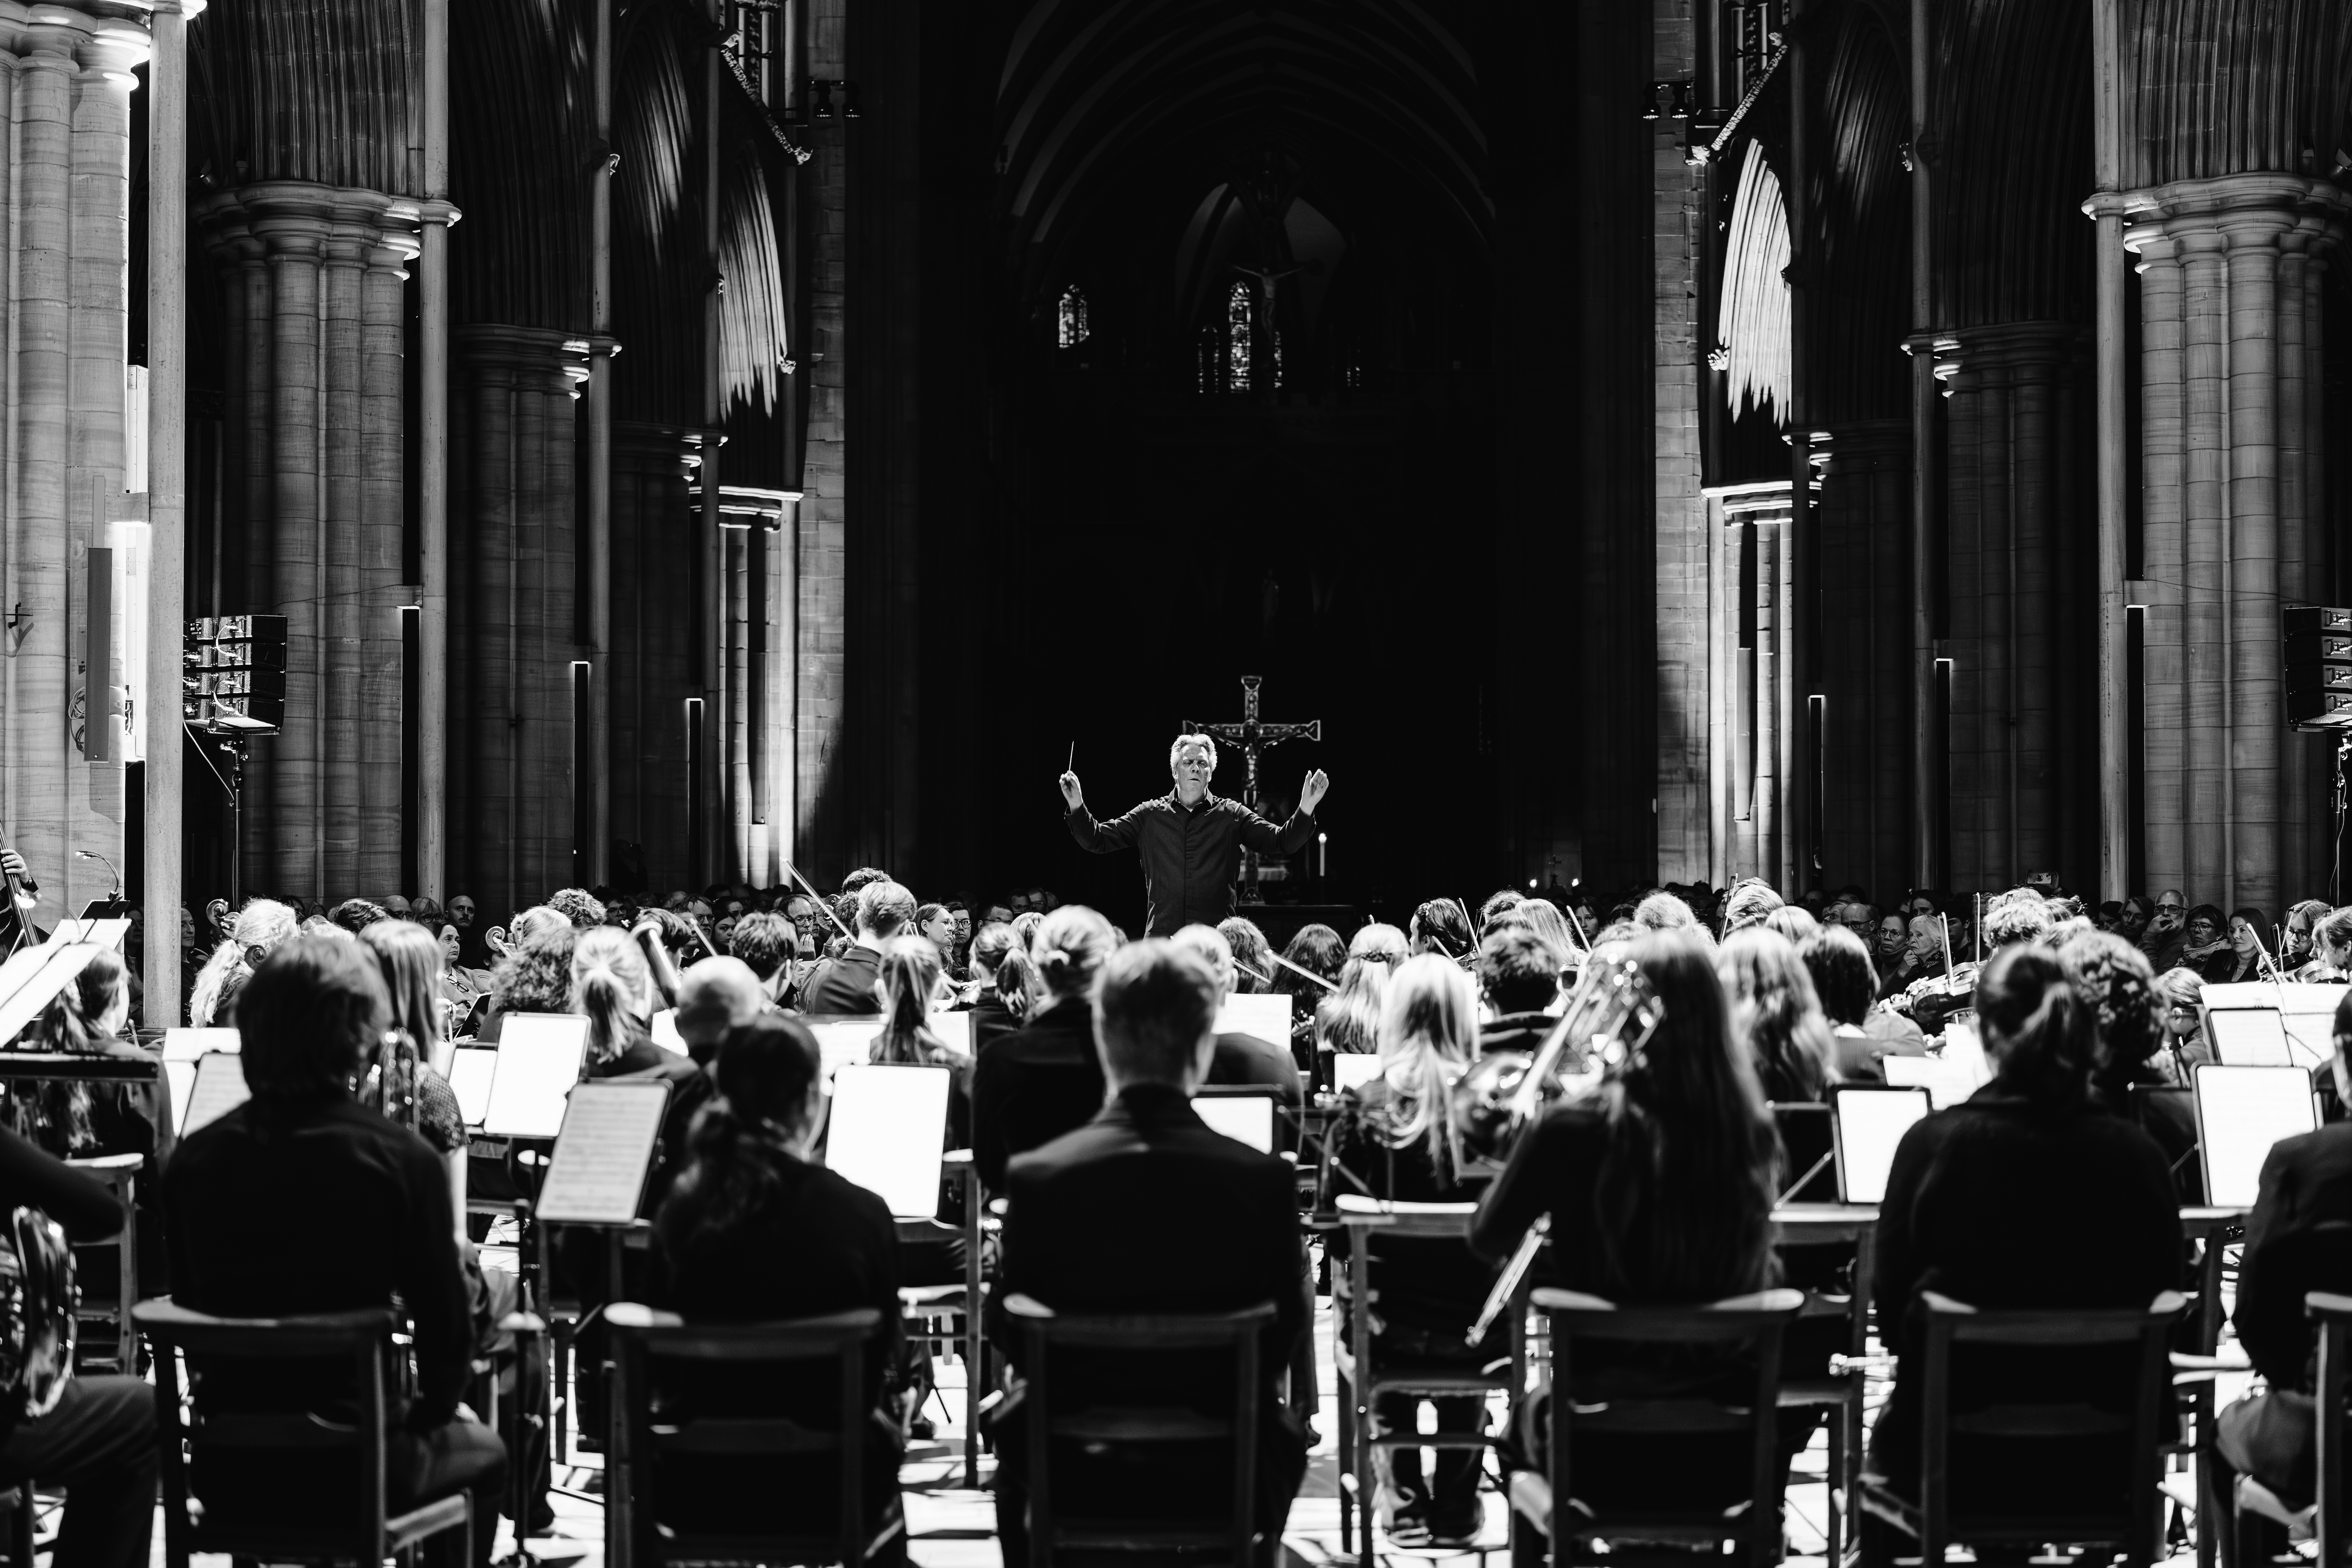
[1169,733,1217,771]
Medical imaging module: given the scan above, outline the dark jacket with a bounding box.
[1207,1030,1302,1108]
[590,1018,713,1213]
[165,1096,473,1429]
[969,997,1106,1192]
[1478,1011,1563,1060]
[800,944,885,1015]
[1869,1086,2182,1508]
[2234,1122,2352,1392]
[968,994,1020,1058]
[1329,1079,1496,1334]
[1065,791,1316,937]
[0,1127,136,1443]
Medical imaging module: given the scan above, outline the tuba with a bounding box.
[0,1206,76,1419]
[1451,950,1666,1171]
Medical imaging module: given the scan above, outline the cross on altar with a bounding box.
[1184,675,1320,901]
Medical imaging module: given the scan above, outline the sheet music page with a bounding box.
[1217,994,1290,1044]
[1835,1088,1930,1203]
[484,1014,590,1138]
[2197,1065,2319,1208]
[1193,1095,1276,1153]
[649,1009,688,1055]
[165,1060,195,1134]
[2208,1009,2293,1067]
[1332,1053,1383,1093]
[0,946,53,1016]
[162,1028,241,1061]
[181,1054,250,1138]
[827,1065,950,1218]
[927,1011,972,1056]
[1883,1054,1977,1111]
[808,1020,882,1078]
[41,918,129,952]
[535,1080,671,1224]
[0,945,103,1047]
[448,1048,498,1126]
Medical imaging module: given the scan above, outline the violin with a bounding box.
[1450,951,1665,1171]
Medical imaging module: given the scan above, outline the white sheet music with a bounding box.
[181,1053,250,1138]
[1882,1054,1979,1111]
[448,1047,498,1127]
[927,1011,973,1057]
[1217,994,1290,1044]
[1194,1094,1276,1153]
[649,1009,687,1055]
[1834,1087,1930,1204]
[534,1080,671,1225]
[483,1014,589,1138]
[2196,1064,2318,1208]
[2208,1008,2294,1067]
[42,918,129,952]
[827,1065,950,1218]
[807,1020,882,1077]
[0,944,107,1047]
[165,1061,194,1131]
[1332,1053,1383,1093]
[162,1028,240,1062]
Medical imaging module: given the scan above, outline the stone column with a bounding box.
[1811,421,1911,900]
[1933,323,2083,893]
[196,183,420,903]
[612,424,697,895]
[450,327,586,918]
[2125,175,2349,913]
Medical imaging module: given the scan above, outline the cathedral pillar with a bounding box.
[611,423,699,895]
[450,327,586,919]
[2125,176,2349,913]
[1931,323,2083,893]
[1705,481,1793,885]
[0,8,147,926]
[196,184,420,903]
[1811,421,1911,900]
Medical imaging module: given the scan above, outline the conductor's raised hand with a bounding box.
[1059,771,1084,811]
[1301,768,1330,814]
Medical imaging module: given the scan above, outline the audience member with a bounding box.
[2202,906,2271,984]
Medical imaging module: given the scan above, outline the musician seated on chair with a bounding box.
[969,905,1119,1193]
[1468,928,1781,1514]
[649,1014,906,1546]
[2211,988,2352,1520]
[1169,924,1302,1108]
[1798,925,1926,1080]
[799,880,916,1016]
[163,935,505,1568]
[986,938,1309,1566]
[1860,945,2181,1564]
[1327,953,1499,1549]
[672,955,769,1067]
[1473,925,1569,1059]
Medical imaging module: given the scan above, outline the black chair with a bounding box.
[0,1483,40,1564]
[2311,1290,2352,1566]
[1003,1291,1276,1568]
[1512,1286,1803,1568]
[1860,1289,2185,1568]
[135,1300,474,1568]
[605,1301,902,1568]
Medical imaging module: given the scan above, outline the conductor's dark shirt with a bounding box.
[1065,791,1316,937]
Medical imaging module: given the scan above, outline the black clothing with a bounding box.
[2235,1123,2352,1390]
[165,1098,475,1429]
[968,994,1020,1058]
[1867,1087,2181,1520]
[0,1374,156,1568]
[1207,1030,1303,1108]
[652,1141,903,1535]
[0,1122,125,1244]
[990,1083,1309,1560]
[969,998,1106,1192]
[1477,1011,1561,1059]
[1065,791,1316,938]
[801,944,884,1014]
[589,1021,713,1213]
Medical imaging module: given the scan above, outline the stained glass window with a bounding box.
[1056,285,1089,349]
[1225,281,1252,392]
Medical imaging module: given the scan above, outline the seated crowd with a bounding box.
[5,864,2351,1565]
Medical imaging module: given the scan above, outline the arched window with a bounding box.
[1225,280,1253,392]
[1056,284,1089,349]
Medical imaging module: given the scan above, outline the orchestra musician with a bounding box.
[968,906,1119,1192]
[163,936,506,1565]
[1060,735,1328,938]
[987,939,1309,1566]
[1169,924,1302,1107]
[1473,926,1571,1059]
[799,881,915,1016]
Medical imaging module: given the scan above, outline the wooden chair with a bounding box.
[0,1483,40,1565]
[64,1152,139,1376]
[134,1299,473,1568]
[1770,1196,1879,1566]
[1331,1195,1517,1557]
[1859,1289,2185,1568]
[1002,1291,1276,1568]
[605,1302,902,1568]
[2307,1290,2352,1566]
[1512,1285,1804,1568]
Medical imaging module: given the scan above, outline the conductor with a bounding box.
[1061,733,1329,938]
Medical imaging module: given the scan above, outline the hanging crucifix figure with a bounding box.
[1058,675,1328,933]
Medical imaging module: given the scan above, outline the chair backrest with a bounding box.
[2307,1290,2352,1568]
[606,1302,882,1567]
[133,1300,399,1562]
[1768,1102,1835,1203]
[1532,1286,1803,1567]
[1003,1292,1277,1568]
[1915,1289,2184,1550]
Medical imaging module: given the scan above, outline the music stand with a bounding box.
[1829,1084,1931,1204]
[2192,1063,2318,1209]
[178,1053,249,1138]
[1216,993,1290,1045]
[827,1065,952,1219]
[482,1015,590,1140]
[1192,1087,1281,1154]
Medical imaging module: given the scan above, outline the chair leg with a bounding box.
[1336,1363,1354,1557]
[1825,1406,1845,1568]
[10,1486,33,1568]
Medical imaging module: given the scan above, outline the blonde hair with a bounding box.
[1370,954,1476,1177]
[189,898,299,1026]
[874,935,947,1063]
[1032,906,1119,1000]
[1717,926,1836,1103]
[1318,923,1408,1055]
[570,925,651,1064]
[361,920,449,1055]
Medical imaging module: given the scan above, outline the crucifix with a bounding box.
[1185,675,1321,902]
